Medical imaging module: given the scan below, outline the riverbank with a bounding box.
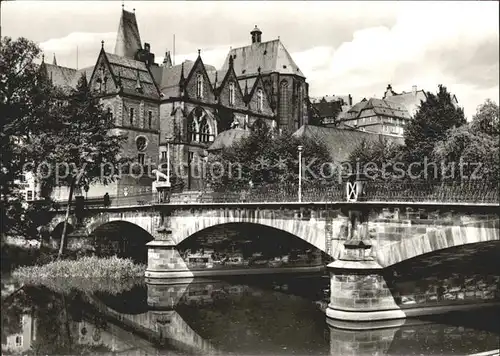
[12,255,146,281]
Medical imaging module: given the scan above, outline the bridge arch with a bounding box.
[176,222,326,268]
[51,221,75,239]
[91,220,154,263]
[169,213,328,254]
[376,219,500,268]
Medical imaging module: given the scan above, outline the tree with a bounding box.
[347,138,404,180]
[404,85,466,168]
[433,99,499,184]
[0,37,61,240]
[206,127,332,190]
[44,74,128,258]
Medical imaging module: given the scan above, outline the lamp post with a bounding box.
[298,145,303,203]
[166,138,172,187]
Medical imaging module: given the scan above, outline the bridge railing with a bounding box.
[363,181,499,204]
[50,181,499,208]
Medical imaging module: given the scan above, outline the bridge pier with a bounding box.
[326,236,405,328]
[145,240,194,280]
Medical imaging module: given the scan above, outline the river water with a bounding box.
[2,274,499,356]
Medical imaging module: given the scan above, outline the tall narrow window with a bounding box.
[279,81,288,124]
[107,107,113,120]
[129,108,135,126]
[199,118,210,143]
[257,89,263,111]
[188,117,197,142]
[196,74,204,99]
[148,111,153,129]
[229,82,235,105]
[138,153,145,165]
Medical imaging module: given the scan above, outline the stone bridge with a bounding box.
[47,200,500,324]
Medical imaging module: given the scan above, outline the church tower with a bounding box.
[114,7,142,58]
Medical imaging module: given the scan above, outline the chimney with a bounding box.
[412,85,417,94]
[348,94,352,106]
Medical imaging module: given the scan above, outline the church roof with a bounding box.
[43,63,94,94]
[105,52,160,99]
[207,69,228,89]
[208,128,251,151]
[221,39,304,78]
[152,60,216,98]
[293,125,404,163]
[114,9,142,58]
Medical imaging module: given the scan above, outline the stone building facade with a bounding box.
[43,8,308,193]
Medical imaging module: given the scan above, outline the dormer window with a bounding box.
[229,82,235,106]
[196,74,204,99]
[257,89,263,111]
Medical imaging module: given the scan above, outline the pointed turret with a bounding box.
[114,7,142,58]
[179,61,186,96]
[52,53,57,65]
[163,50,172,68]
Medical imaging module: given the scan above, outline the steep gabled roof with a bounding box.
[345,98,411,120]
[154,60,217,98]
[221,39,304,78]
[114,9,142,59]
[43,63,96,94]
[106,52,160,99]
[293,125,404,163]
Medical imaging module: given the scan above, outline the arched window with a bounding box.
[199,117,210,143]
[187,107,215,143]
[196,74,204,99]
[136,136,147,151]
[257,89,263,111]
[229,82,235,105]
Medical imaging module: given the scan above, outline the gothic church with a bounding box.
[42,8,310,191]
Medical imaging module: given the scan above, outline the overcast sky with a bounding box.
[3,1,499,118]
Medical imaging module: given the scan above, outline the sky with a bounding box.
[2,1,499,119]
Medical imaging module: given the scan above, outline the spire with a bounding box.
[257,66,261,75]
[244,79,249,97]
[197,49,201,57]
[41,53,45,63]
[101,40,104,49]
[179,61,186,96]
[163,50,172,68]
[229,54,234,68]
[52,53,57,65]
[114,7,142,58]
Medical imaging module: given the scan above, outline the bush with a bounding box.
[12,256,146,282]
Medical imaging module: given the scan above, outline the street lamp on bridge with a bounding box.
[298,145,303,203]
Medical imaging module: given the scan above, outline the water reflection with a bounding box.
[2,275,499,355]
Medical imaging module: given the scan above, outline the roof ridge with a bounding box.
[229,39,280,52]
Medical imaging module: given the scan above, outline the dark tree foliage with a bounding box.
[207,126,333,191]
[45,74,129,258]
[0,37,61,239]
[404,84,466,164]
[434,99,499,184]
